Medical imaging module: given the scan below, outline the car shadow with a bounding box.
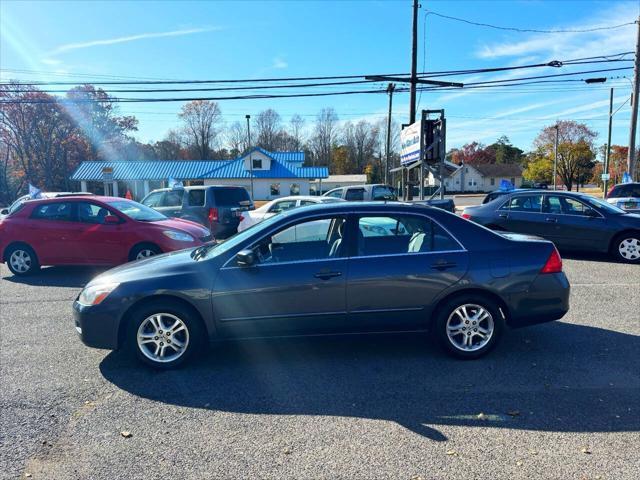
[2,265,109,287]
[100,322,640,442]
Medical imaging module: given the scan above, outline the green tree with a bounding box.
[487,136,524,165]
[523,152,553,184]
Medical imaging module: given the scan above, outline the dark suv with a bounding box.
[141,186,254,238]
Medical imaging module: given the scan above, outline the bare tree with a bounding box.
[289,114,306,150]
[226,121,247,157]
[310,108,339,166]
[253,109,282,151]
[179,100,222,160]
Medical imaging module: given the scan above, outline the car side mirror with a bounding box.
[0,208,8,215]
[103,215,120,224]
[236,249,256,267]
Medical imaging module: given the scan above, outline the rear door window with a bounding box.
[213,188,251,206]
[507,195,542,212]
[187,189,206,206]
[163,191,183,207]
[345,188,365,201]
[31,202,73,221]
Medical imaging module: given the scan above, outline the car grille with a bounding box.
[200,234,213,242]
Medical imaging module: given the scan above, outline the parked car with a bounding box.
[141,186,254,239]
[0,196,211,276]
[482,188,533,204]
[0,192,94,218]
[323,184,397,201]
[606,182,640,213]
[237,195,344,232]
[462,190,640,263]
[74,201,569,368]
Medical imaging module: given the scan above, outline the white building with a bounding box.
[428,162,524,193]
[71,148,328,201]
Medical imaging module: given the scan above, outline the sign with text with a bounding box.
[400,120,422,166]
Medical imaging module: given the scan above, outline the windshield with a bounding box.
[194,210,286,260]
[106,199,167,221]
[8,196,30,215]
[583,196,626,214]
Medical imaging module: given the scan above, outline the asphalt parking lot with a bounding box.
[1,255,639,480]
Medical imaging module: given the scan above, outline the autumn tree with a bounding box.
[523,149,553,184]
[449,142,496,165]
[179,100,222,160]
[533,121,597,191]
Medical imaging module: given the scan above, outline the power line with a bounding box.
[426,10,637,34]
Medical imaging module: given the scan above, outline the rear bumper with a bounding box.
[507,272,570,328]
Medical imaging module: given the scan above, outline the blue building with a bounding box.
[71,148,329,201]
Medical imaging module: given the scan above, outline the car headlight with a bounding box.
[78,283,120,306]
[162,230,194,242]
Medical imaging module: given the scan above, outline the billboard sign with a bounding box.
[400,120,422,166]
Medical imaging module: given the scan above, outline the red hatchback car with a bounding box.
[0,196,211,276]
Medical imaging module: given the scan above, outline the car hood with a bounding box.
[87,249,197,287]
[152,218,210,238]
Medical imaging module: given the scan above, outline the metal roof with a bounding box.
[71,153,328,182]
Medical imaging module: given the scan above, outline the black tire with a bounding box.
[610,232,640,264]
[5,244,40,276]
[129,243,161,262]
[434,293,504,359]
[125,300,205,369]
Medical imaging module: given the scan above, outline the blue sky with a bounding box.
[1,0,639,153]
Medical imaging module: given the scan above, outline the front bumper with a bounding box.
[73,299,123,350]
[507,272,570,328]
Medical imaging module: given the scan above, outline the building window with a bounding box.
[490,178,495,186]
[465,167,469,173]
[252,159,262,169]
[270,183,280,196]
[290,183,300,195]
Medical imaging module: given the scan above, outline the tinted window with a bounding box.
[507,195,542,212]
[345,188,365,201]
[77,202,111,224]
[31,202,73,221]
[163,191,183,207]
[252,216,346,263]
[609,185,630,198]
[212,188,251,206]
[372,185,396,200]
[543,195,563,214]
[142,192,164,208]
[188,189,206,206]
[299,200,317,206]
[357,215,460,256]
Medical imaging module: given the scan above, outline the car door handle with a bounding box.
[498,213,508,218]
[314,271,342,280]
[545,217,558,223]
[431,261,457,271]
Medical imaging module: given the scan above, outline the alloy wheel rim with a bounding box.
[137,313,190,363]
[136,249,156,260]
[446,304,494,352]
[9,250,31,273]
[618,238,640,260]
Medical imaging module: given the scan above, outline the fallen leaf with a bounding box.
[516,460,523,466]
[446,450,458,456]
[25,474,32,478]
[283,447,292,455]
[529,450,538,456]
[477,412,488,421]
[410,476,424,480]
[581,447,592,454]
[507,410,520,417]
[120,431,132,438]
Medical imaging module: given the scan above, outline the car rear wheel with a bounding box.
[6,244,40,276]
[435,294,504,359]
[612,233,640,263]
[129,244,161,261]
[126,301,204,369]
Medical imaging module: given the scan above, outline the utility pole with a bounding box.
[409,0,419,124]
[246,114,254,200]
[628,17,640,179]
[604,87,614,195]
[385,83,395,185]
[553,124,559,190]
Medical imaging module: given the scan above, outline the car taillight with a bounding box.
[461,213,471,220]
[208,207,219,223]
[239,214,244,222]
[540,247,562,274]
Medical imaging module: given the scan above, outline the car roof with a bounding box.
[22,195,124,205]
[278,201,435,217]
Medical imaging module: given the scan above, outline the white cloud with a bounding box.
[272,56,288,69]
[40,58,62,66]
[49,27,220,55]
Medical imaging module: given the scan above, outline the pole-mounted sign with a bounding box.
[400,120,422,166]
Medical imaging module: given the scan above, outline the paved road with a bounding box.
[1,256,639,480]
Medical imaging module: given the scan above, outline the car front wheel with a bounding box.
[612,233,640,263]
[6,244,40,276]
[127,301,204,369]
[435,295,504,359]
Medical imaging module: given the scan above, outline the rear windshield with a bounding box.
[372,185,397,200]
[188,189,206,206]
[609,184,640,198]
[212,187,251,206]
